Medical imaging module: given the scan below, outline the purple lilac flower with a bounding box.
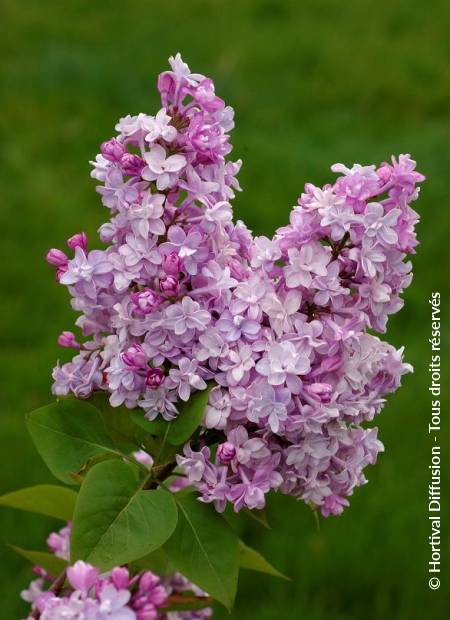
[48,55,423,518]
[23,524,213,620]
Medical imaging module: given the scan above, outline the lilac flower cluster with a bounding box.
[47,54,424,518]
[22,524,212,620]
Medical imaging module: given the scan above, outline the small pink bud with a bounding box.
[162,252,182,275]
[217,441,236,464]
[137,607,160,620]
[121,344,148,368]
[131,289,162,317]
[56,266,67,283]
[132,449,154,468]
[228,258,246,280]
[46,248,68,268]
[67,560,99,593]
[67,232,88,251]
[58,331,81,349]
[139,571,160,592]
[145,368,165,389]
[32,565,47,578]
[111,566,130,589]
[304,382,333,403]
[121,153,145,176]
[160,275,179,296]
[377,162,392,183]
[101,138,125,162]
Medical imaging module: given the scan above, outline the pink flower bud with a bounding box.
[377,162,392,183]
[132,449,154,468]
[137,606,160,620]
[32,565,47,578]
[67,560,99,593]
[131,290,162,317]
[46,248,68,267]
[58,331,81,349]
[56,266,67,283]
[67,232,88,251]
[160,275,179,296]
[101,138,125,162]
[121,344,148,368]
[195,79,224,112]
[304,382,333,403]
[145,368,165,389]
[162,251,182,275]
[139,571,160,592]
[111,566,130,589]
[228,258,246,280]
[217,441,236,464]
[121,153,145,176]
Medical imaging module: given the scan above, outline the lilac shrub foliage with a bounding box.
[47,54,424,519]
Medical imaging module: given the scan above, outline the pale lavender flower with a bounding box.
[165,296,211,336]
[60,247,113,300]
[255,341,311,393]
[284,242,330,289]
[363,202,401,246]
[167,357,207,401]
[144,108,177,143]
[142,145,186,191]
[162,226,208,276]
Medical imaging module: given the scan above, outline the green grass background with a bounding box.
[1,1,449,617]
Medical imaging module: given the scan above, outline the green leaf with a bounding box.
[166,385,212,446]
[243,507,271,529]
[0,485,77,521]
[9,545,67,577]
[26,400,123,484]
[223,504,271,532]
[132,384,213,447]
[239,540,289,580]
[131,547,174,576]
[71,459,178,571]
[164,493,239,611]
[131,411,169,437]
[89,392,138,448]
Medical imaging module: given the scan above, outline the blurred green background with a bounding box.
[1,0,449,617]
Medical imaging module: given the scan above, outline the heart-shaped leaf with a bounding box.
[0,485,77,521]
[131,411,169,437]
[9,545,67,577]
[26,400,123,484]
[71,459,178,571]
[239,540,289,580]
[131,547,174,576]
[164,493,239,611]
[89,392,138,448]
